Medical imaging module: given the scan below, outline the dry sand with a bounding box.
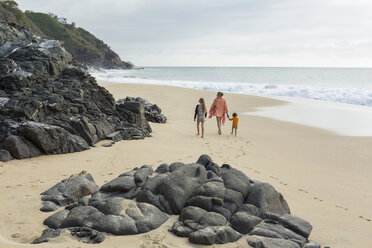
[0,82,371,248]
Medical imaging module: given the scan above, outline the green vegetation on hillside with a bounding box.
[25,12,130,68]
[0,0,131,69]
[0,1,42,34]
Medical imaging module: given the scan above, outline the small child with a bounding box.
[194,98,207,138]
[229,112,239,136]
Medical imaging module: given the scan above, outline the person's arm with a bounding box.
[194,105,198,120]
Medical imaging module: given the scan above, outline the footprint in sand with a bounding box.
[359,216,371,222]
[107,173,113,175]
[86,160,91,162]
[269,176,278,180]
[336,205,349,211]
[313,197,323,202]
[254,170,261,174]
[11,233,22,239]
[279,182,287,186]
[298,189,308,193]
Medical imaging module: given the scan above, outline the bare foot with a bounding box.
[201,136,204,138]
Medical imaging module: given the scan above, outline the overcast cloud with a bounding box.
[16,0,372,67]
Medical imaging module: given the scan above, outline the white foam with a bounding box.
[91,69,372,107]
[246,97,372,136]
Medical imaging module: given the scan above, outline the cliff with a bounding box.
[0,1,132,69]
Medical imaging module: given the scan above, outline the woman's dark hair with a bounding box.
[232,112,238,117]
[217,92,224,97]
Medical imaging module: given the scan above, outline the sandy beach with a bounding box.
[0,82,371,248]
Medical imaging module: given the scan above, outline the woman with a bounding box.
[209,92,228,135]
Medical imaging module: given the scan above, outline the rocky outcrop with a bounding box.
[34,155,319,247]
[0,20,165,162]
[121,97,167,124]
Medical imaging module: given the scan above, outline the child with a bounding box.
[229,112,239,136]
[194,98,207,138]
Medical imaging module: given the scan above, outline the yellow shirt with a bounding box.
[229,117,239,127]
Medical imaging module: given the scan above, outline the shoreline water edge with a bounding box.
[91,68,372,136]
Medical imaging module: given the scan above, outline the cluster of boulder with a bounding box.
[34,155,321,248]
[0,20,166,162]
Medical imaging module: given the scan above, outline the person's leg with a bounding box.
[231,126,233,134]
[216,117,222,134]
[197,120,200,135]
[201,121,205,138]
[234,127,237,136]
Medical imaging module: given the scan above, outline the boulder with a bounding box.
[18,122,89,154]
[275,214,313,238]
[246,182,291,216]
[250,221,307,247]
[247,235,301,248]
[189,226,242,245]
[41,172,99,210]
[230,212,262,234]
[157,163,207,214]
[221,164,252,198]
[0,148,13,161]
[37,156,316,246]
[100,175,136,193]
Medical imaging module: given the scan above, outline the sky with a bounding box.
[16,0,372,67]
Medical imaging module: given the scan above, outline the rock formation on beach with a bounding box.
[35,155,320,248]
[0,1,133,69]
[0,19,165,162]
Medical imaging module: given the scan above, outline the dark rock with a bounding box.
[196,154,212,167]
[100,175,136,193]
[40,201,60,212]
[247,235,301,248]
[246,182,291,216]
[101,141,114,147]
[0,20,164,162]
[157,163,207,214]
[238,204,260,216]
[37,156,316,246]
[275,214,313,238]
[41,172,99,208]
[1,135,36,159]
[69,227,105,244]
[18,122,89,154]
[105,131,122,142]
[188,226,242,245]
[230,212,262,234]
[0,148,12,161]
[155,163,169,174]
[122,97,167,123]
[61,206,105,228]
[250,221,307,247]
[169,221,193,237]
[134,165,153,186]
[221,164,252,198]
[199,211,227,227]
[303,241,321,248]
[169,162,185,172]
[32,228,62,244]
[44,210,70,229]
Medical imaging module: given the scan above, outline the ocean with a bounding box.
[91,67,372,107]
